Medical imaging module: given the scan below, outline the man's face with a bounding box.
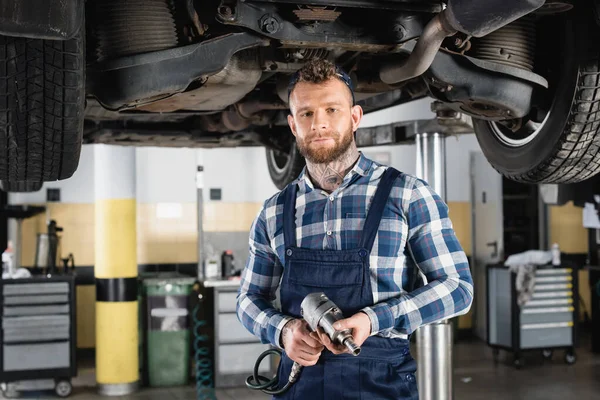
[287,78,363,164]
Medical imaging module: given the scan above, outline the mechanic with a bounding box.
[237,58,474,399]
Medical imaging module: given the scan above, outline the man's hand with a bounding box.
[281,319,324,366]
[310,312,372,355]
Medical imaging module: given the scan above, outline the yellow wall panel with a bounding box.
[76,285,96,348]
[18,204,96,267]
[136,203,198,264]
[549,202,588,253]
[447,202,472,257]
[203,202,262,232]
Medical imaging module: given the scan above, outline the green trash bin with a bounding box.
[143,276,196,387]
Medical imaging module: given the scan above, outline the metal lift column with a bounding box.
[415,131,453,400]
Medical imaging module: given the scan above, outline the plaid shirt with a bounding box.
[237,153,474,349]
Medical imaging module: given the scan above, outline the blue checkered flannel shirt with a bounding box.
[237,153,474,349]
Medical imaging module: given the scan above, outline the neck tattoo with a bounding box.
[306,143,360,192]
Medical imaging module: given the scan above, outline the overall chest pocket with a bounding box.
[288,259,364,288]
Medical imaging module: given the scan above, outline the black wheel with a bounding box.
[472,3,600,184]
[0,26,85,183]
[55,380,72,398]
[542,349,553,360]
[565,350,577,365]
[265,142,306,190]
[0,180,43,193]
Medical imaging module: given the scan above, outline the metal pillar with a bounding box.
[415,132,453,400]
[94,145,139,396]
[196,163,206,281]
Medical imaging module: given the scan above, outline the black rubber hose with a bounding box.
[245,348,297,395]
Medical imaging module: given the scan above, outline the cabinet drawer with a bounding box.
[520,323,572,349]
[218,343,271,374]
[520,309,573,325]
[217,292,238,313]
[3,282,69,296]
[4,304,69,317]
[3,315,70,329]
[4,294,68,305]
[4,342,70,371]
[4,327,70,343]
[218,314,259,344]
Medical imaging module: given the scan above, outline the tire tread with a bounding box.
[512,34,600,183]
[0,32,84,183]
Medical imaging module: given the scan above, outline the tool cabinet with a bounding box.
[0,276,77,397]
[486,264,578,369]
[195,280,272,389]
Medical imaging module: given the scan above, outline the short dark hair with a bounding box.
[287,59,355,105]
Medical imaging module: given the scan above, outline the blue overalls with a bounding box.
[274,167,419,400]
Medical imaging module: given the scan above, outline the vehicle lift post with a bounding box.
[414,102,467,400]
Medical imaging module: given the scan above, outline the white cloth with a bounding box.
[504,250,552,307]
[2,268,32,280]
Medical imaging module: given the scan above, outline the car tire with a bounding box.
[266,143,306,190]
[0,180,43,193]
[0,29,85,183]
[472,4,600,184]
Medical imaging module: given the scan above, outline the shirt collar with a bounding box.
[295,152,374,193]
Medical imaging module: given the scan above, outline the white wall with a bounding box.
[198,147,279,203]
[136,147,198,203]
[360,133,480,203]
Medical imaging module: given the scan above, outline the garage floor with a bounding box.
[3,335,600,400]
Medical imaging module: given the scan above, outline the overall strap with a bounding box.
[283,183,299,248]
[359,167,401,250]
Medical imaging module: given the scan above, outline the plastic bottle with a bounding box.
[2,241,14,277]
[551,243,561,266]
[221,250,235,278]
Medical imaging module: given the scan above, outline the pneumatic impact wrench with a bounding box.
[245,292,361,395]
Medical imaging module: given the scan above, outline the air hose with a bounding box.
[192,301,217,400]
[245,348,302,395]
[246,292,361,395]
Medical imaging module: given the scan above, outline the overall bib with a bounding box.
[274,167,418,400]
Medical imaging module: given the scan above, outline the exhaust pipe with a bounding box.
[379,0,545,85]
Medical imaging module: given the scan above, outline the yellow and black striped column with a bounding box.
[94,145,139,395]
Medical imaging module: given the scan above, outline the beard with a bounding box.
[296,124,354,164]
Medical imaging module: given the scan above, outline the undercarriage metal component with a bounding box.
[86,32,269,110]
[199,100,288,132]
[293,6,341,22]
[216,1,424,52]
[424,48,544,120]
[444,0,544,37]
[92,0,178,61]
[379,12,456,84]
[379,0,544,85]
[135,50,263,112]
[471,15,536,71]
[248,0,443,13]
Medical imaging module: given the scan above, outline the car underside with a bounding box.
[1,0,600,191]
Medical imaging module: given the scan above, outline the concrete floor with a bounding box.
[3,334,600,400]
